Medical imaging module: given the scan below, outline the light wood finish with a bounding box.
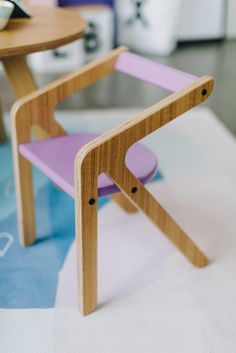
[11,47,126,141]
[11,47,214,315]
[0,5,86,59]
[66,4,111,13]
[75,74,213,314]
[2,56,47,140]
[2,56,36,97]
[0,5,86,142]
[0,99,7,142]
[111,193,138,213]
[11,47,125,247]
[75,161,98,315]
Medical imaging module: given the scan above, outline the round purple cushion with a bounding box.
[19,133,157,198]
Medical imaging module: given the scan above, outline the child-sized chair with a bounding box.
[11,47,214,315]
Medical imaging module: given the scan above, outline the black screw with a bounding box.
[201,88,207,96]
[131,186,138,194]
[89,198,96,205]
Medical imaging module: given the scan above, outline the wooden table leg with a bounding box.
[2,55,48,140]
[0,98,7,142]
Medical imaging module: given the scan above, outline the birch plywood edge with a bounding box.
[10,47,128,247]
[11,47,128,144]
[74,75,214,269]
[10,46,214,314]
[75,75,214,161]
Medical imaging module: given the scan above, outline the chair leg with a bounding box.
[145,200,209,267]
[110,166,209,268]
[75,181,98,316]
[13,151,36,246]
[0,99,7,143]
[140,190,209,267]
[112,192,138,213]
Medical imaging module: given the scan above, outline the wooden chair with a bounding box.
[11,47,214,315]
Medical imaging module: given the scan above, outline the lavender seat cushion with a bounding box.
[19,134,157,198]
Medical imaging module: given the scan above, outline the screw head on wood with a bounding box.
[131,186,138,194]
[201,88,207,96]
[89,198,96,205]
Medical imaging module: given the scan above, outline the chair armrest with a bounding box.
[11,46,128,144]
[74,75,214,272]
[75,75,214,180]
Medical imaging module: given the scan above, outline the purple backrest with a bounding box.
[58,0,113,6]
[115,51,198,93]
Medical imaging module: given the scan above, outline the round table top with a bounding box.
[0,5,86,59]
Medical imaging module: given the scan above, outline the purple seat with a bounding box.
[19,133,157,198]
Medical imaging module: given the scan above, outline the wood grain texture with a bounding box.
[111,193,138,213]
[75,77,214,253]
[11,47,127,143]
[2,56,36,96]
[0,98,7,142]
[0,4,85,142]
[11,48,126,247]
[2,55,48,140]
[12,47,127,312]
[0,5,85,59]
[75,160,98,315]
[65,4,110,12]
[11,47,214,315]
[74,75,213,314]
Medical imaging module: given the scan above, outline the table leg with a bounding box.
[2,55,48,140]
[0,98,7,142]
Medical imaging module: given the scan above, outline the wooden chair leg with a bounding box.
[146,200,209,267]
[75,174,98,315]
[110,166,209,268]
[13,152,36,246]
[112,192,138,213]
[0,99,7,143]
[0,113,7,142]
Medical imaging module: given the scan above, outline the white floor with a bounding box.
[1,107,236,353]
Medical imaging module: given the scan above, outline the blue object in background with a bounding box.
[58,0,113,7]
[0,141,162,308]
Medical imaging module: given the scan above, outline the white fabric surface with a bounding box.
[0,309,54,353]
[53,174,236,353]
[1,108,236,352]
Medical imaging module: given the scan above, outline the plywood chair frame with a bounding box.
[11,47,214,315]
[0,98,7,142]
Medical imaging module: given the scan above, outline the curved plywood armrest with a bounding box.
[11,47,214,313]
[11,46,203,148]
[74,75,214,268]
[11,46,128,145]
[75,75,214,169]
[10,46,128,248]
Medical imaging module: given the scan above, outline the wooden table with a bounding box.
[0,5,86,142]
